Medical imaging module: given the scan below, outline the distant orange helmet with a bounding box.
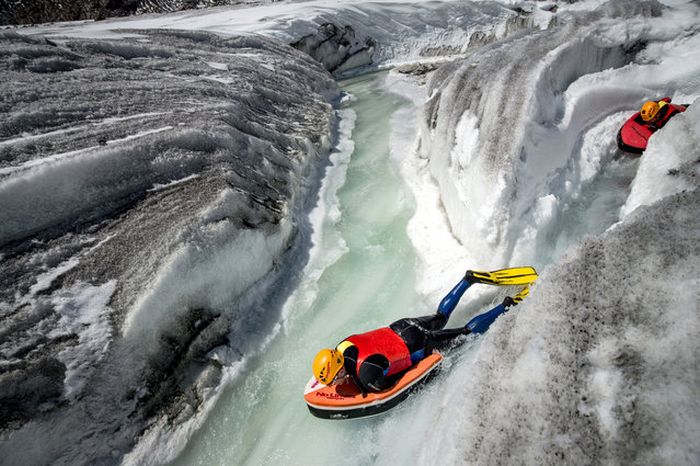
[312,348,344,385]
[640,101,660,121]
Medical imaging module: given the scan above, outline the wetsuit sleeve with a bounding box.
[425,327,469,351]
[338,344,367,395]
[358,354,394,392]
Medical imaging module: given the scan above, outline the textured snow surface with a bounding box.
[1,0,699,465]
[20,0,534,75]
[409,1,700,465]
[419,0,700,267]
[621,103,700,218]
[425,186,699,465]
[0,28,337,464]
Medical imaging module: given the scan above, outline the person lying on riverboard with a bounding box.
[617,97,688,154]
[312,267,537,394]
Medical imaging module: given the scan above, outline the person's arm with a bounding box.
[358,354,392,392]
[338,343,367,396]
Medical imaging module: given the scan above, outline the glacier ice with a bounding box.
[0,0,699,465]
[417,0,700,266]
[0,28,338,463]
[410,1,700,465]
[425,185,699,465]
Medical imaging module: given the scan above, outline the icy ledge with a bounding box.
[405,2,699,463]
[431,185,700,465]
[424,186,699,465]
[20,1,536,77]
[417,0,700,265]
[418,63,700,466]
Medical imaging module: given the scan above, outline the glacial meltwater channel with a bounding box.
[171,72,457,465]
[168,68,642,465]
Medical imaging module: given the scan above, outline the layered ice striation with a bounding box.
[0,0,267,26]
[425,106,699,465]
[0,29,337,463]
[283,1,531,76]
[418,0,700,266]
[1,0,699,464]
[411,1,700,464]
[15,1,535,77]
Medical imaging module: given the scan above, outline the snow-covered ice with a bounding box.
[1,0,699,465]
[0,24,337,465]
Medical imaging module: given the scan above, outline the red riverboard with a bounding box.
[304,352,443,419]
[617,111,653,155]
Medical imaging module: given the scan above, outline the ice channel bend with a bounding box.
[169,71,448,465]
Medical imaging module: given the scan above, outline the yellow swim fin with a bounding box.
[511,286,530,304]
[466,266,538,286]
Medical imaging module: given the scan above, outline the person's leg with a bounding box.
[421,302,512,354]
[464,288,528,334]
[410,314,447,331]
[426,290,529,352]
[390,319,427,354]
[465,303,508,334]
[390,318,434,363]
[392,317,467,362]
[395,275,474,336]
[388,276,472,343]
[436,278,472,320]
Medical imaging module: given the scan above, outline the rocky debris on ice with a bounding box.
[276,2,532,76]
[0,0,265,26]
[418,5,700,461]
[438,185,699,465]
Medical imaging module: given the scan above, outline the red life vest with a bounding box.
[345,327,412,377]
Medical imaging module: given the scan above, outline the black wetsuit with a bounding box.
[339,277,521,393]
[340,314,469,392]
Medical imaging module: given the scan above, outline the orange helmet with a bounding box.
[312,348,344,385]
[640,101,660,121]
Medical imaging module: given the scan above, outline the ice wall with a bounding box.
[18,1,536,77]
[426,154,699,465]
[416,0,700,266]
[621,104,700,218]
[0,30,337,464]
[411,1,700,464]
[281,1,530,76]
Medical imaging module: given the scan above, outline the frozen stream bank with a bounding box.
[1,1,699,465]
[166,71,452,466]
[175,49,699,465]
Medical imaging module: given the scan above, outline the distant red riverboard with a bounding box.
[617,111,652,155]
[617,103,690,154]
